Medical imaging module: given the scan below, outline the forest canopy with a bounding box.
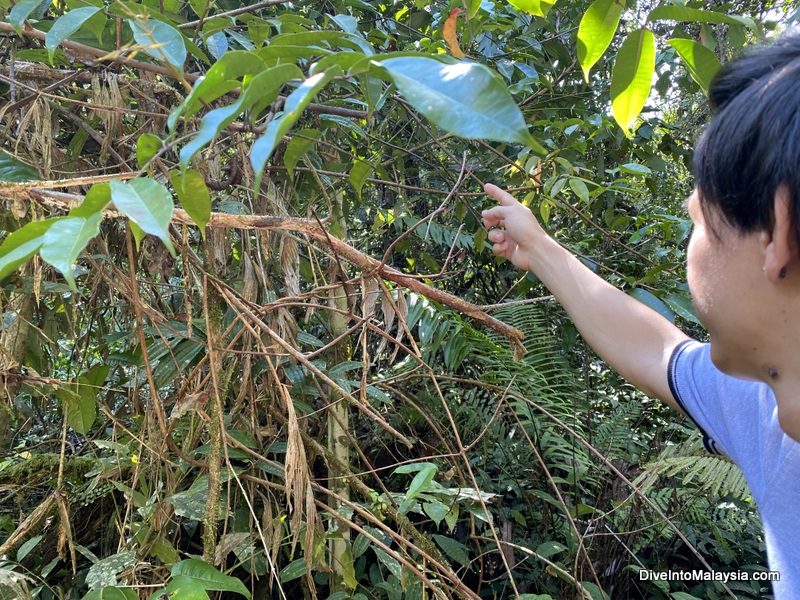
[0,0,795,598]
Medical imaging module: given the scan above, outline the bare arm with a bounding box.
[482,184,689,411]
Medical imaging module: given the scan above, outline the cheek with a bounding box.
[686,227,714,318]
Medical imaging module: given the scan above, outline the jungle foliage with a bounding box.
[0,0,795,598]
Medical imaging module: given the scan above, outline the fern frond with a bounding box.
[634,438,751,501]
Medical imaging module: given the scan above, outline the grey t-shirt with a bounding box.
[668,339,800,599]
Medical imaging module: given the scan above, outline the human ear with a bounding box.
[763,184,799,283]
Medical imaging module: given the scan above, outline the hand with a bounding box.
[481,183,548,273]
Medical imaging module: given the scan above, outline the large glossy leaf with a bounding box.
[379,57,544,152]
[0,219,58,281]
[507,0,556,18]
[109,179,175,255]
[179,64,302,168]
[610,28,655,132]
[129,18,187,71]
[45,7,101,63]
[40,214,103,290]
[171,169,210,236]
[251,67,340,191]
[8,0,51,34]
[577,0,624,81]
[171,559,251,598]
[168,51,268,130]
[647,6,756,29]
[0,149,40,182]
[667,38,722,93]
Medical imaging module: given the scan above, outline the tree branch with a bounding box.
[0,24,369,119]
[1,186,526,355]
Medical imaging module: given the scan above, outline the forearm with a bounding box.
[530,236,689,410]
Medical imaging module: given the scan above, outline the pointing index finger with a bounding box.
[484,183,519,206]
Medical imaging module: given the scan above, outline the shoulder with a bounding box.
[668,340,775,458]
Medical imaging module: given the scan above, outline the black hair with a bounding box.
[693,31,800,239]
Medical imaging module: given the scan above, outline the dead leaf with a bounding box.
[443,8,465,59]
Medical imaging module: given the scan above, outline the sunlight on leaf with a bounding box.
[611,28,655,133]
[380,56,545,152]
[577,0,624,81]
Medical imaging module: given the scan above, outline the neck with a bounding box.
[766,371,800,442]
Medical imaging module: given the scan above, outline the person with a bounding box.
[481,32,800,599]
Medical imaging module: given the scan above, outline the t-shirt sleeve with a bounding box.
[667,339,783,495]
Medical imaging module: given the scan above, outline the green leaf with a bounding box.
[629,288,674,323]
[667,38,722,93]
[394,462,437,501]
[86,551,137,589]
[171,559,251,598]
[432,534,470,567]
[83,587,139,600]
[647,6,756,29]
[619,163,651,176]
[507,0,556,18]
[284,129,322,177]
[278,558,306,584]
[40,213,103,290]
[568,178,590,203]
[57,366,108,435]
[349,158,374,199]
[136,134,163,170]
[168,51,269,130]
[577,0,624,81]
[154,576,209,600]
[129,221,146,251]
[379,57,544,153]
[664,292,701,325]
[130,18,187,71]
[17,534,43,561]
[171,169,210,236]
[374,547,402,580]
[465,0,481,17]
[109,179,175,256]
[70,183,111,218]
[179,64,302,169]
[423,500,448,526]
[45,7,101,63]
[535,540,567,558]
[611,28,655,132]
[340,547,357,589]
[0,219,57,281]
[8,0,49,34]
[267,30,372,55]
[251,68,340,192]
[0,149,40,182]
